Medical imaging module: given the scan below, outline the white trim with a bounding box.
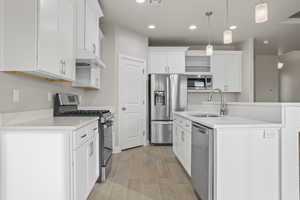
[149,47,189,53]
[113,146,121,154]
[118,54,147,150]
[119,54,146,64]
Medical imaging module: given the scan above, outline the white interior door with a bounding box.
[119,55,146,150]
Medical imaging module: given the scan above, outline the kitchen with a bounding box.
[0,0,300,200]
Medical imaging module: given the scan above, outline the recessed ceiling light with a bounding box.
[148,25,156,29]
[229,25,237,30]
[189,25,197,30]
[264,40,269,44]
[136,0,146,3]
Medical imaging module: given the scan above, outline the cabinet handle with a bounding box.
[81,134,87,139]
[89,142,94,157]
[60,60,64,74]
[92,43,96,54]
[63,60,66,75]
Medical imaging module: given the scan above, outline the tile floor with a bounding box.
[88,146,197,200]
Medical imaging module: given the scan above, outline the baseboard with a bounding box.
[113,146,121,154]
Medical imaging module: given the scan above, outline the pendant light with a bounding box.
[205,12,214,56]
[223,0,232,44]
[255,1,268,23]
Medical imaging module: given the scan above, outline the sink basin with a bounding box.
[190,113,220,118]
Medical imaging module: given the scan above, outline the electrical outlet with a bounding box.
[48,92,52,102]
[13,89,20,103]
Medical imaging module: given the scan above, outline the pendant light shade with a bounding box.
[255,3,268,23]
[206,44,214,56]
[223,30,232,44]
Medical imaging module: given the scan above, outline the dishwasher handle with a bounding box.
[193,123,211,134]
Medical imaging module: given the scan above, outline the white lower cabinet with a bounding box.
[74,123,99,200]
[74,141,89,200]
[0,120,99,200]
[173,115,192,176]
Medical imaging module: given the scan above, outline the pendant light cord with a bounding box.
[206,12,212,45]
[226,0,229,27]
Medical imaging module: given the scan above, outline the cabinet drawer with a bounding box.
[174,115,191,131]
[74,121,98,148]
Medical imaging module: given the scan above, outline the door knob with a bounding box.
[122,107,126,111]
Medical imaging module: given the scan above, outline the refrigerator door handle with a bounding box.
[166,76,170,119]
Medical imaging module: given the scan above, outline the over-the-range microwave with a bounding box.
[187,75,213,90]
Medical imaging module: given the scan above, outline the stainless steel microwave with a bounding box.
[187,75,213,90]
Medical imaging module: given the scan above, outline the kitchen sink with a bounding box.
[189,113,220,118]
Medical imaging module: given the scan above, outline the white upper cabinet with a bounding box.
[0,0,75,81]
[148,47,188,74]
[211,51,242,92]
[76,0,105,67]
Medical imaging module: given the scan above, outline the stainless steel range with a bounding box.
[53,93,113,182]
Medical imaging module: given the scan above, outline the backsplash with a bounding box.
[0,72,86,113]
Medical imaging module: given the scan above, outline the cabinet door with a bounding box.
[167,52,185,73]
[38,0,60,75]
[211,52,242,92]
[59,0,75,80]
[177,126,186,166]
[185,130,192,176]
[173,123,178,156]
[224,54,242,92]
[74,143,88,200]
[211,54,226,91]
[85,0,99,56]
[149,52,168,73]
[87,134,99,192]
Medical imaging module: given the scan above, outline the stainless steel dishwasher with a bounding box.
[191,123,214,200]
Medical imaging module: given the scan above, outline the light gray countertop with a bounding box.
[174,111,282,129]
[0,116,98,131]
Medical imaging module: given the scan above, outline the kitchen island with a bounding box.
[173,111,282,200]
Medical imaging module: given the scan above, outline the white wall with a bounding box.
[84,24,148,149]
[0,73,86,113]
[237,38,255,102]
[188,92,238,104]
[255,55,279,102]
[280,51,300,102]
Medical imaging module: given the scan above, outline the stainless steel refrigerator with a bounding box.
[149,74,187,144]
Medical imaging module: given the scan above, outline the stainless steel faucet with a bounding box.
[208,88,226,116]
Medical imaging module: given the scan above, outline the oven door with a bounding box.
[103,120,113,166]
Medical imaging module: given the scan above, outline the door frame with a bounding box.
[118,54,147,150]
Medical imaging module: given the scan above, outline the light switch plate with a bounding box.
[13,89,20,103]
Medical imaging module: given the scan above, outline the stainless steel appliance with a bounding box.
[191,122,214,200]
[188,75,213,91]
[53,93,113,182]
[149,74,187,144]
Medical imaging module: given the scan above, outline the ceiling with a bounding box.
[99,0,300,54]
